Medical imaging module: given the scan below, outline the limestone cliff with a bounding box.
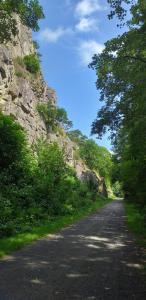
[0,19,107,196]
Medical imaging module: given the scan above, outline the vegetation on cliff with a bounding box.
[0,0,44,43]
[37,102,73,132]
[68,130,114,194]
[0,1,113,250]
[0,112,110,239]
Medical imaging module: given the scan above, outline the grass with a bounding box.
[0,196,111,259]
[125,201,146,248]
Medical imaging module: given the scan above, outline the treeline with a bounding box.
[90,0,146,205]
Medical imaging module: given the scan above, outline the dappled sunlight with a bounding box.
[106,241,126,250]
[0,200,146,299]
[31,278,45,285]
[2,255,16,262]
[86,236,109,242]
[123,262,143,270]
[87,257,111,263]
[86,243,101,249]
[67,273,88,278]
[46,234,63,241]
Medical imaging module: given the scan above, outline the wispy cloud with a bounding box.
[78,40,104,65]
[39,27,72,43]
[76,17,98,32]
[75,0,102,17]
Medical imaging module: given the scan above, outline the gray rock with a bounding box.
[0,17,107,196]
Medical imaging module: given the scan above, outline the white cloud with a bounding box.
[75,0,102,17]
[78,40,104,65]
[39,27,72,43]
[76,17,98,32]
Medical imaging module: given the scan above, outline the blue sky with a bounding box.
[33,0,122,150]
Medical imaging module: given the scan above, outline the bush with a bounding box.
[23,54,40,74]
[112,181,123,197]
[34,141,68,215]
[37,103,73,132]
[0,113,27,170]
[0,113,101,238]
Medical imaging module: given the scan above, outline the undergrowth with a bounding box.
[0,196,111,258]
[125,201,146,248]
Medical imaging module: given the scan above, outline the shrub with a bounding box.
[37,103,73,132]
[23,54,40,74]
[0,113,27,170]
[112,181,123,197]
[15,71,24,78]
[0,113,101,238]
[34,140,67,215]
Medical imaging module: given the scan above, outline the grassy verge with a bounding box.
[125,201,146,248]
[0,196,111,259]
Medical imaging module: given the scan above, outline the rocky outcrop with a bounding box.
[0,18,107,196]
[81,170,108,197]
[0,20,57,144]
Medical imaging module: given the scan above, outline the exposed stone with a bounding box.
[0,18,107,196]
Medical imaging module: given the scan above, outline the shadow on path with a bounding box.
[0,200,146,299]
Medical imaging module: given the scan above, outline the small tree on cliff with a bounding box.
[0,0,44,43]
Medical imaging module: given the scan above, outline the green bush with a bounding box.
[23,54,40,74]
[112,181,123,197]
[0,113,103,238]
[37,103,73,132]
[0,113,27,170]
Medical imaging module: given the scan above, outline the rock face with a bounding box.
[0,19,107,196]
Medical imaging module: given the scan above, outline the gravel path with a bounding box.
[0,200,146,300]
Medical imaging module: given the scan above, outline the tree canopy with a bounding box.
[90,0,146,204]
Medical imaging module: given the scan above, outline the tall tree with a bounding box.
[90,0,146,203]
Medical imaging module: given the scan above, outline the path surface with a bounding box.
[0,200,146,300]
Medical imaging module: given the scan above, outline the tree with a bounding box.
[79,139,113,178]
[68,130,87,145]
[56,108,73,131]
[0,0,44,43]
[69,129,113,179]
[37,103,73,132]
[89,0,146,203]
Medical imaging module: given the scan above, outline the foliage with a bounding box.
[0,113,25,169]
[107,0,132,23]
[89,0,146,204]
[37,103,73,132]
[69,130,113,179]
[80,139,113,178]
[0,112,33,182]
[33,40,42,58]
[23,54,40,74]
[0,195,111,258]
[69,129,113,193]
[0,0,44,43]
[68,130,87,146]
[112,181,123,197]
[15,71,24,78]
[33,140,67,215]
[0,113,106,239]
[125,201,146,248]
